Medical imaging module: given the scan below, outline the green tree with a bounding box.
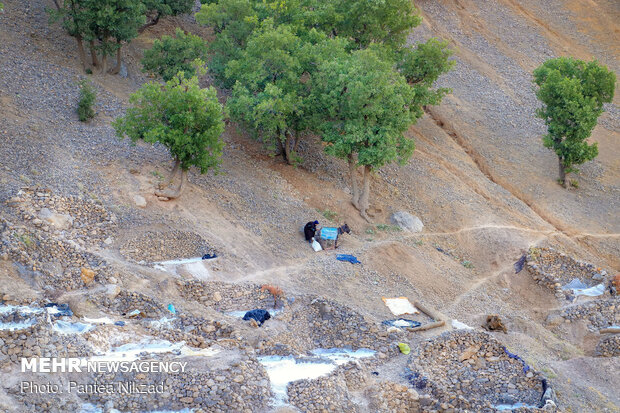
[398,38,455,119]
[533,57,616,187]
[85,0,146,74]
[142,28,208,81]
[49,0,91,71]
[141,0,194,31]
[225,23,304,163]
[310,48,417,219]
[196,0,258,86]
[226,24,348,164]
[332,0,421,49]
[113,72,226,199]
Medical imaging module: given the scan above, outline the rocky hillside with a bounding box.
[0,0,618,412]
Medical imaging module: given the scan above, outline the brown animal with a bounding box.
[483,315,507,333]
[614,274,620,289]
[261,284,284,308]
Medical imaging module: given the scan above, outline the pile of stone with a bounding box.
[525,247,611,300]
[177,280,282,311]
[366,381,421,413]
[1,188,115,291]
[559,298,619,330]
[0,304,100,365]
[5,187,116,245]
[407,331,546,412]
[287,373,357,412]
[264,296,399,355]
[96,289,168,319]
[82,348,272,413]
[594,335,620,357]
[146,313,237,345]
[120,230,214,263]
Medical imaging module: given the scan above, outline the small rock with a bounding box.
[80,267,95,284]
[459,344,480,362]
[233,375,244,383]
[132,195,147,208]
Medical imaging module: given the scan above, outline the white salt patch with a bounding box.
[185,260,210,280]
[259,356,336,404]
[452,320,474,330]
[83,317,114,324]
[0,305,43,315]
[156,257,204,266]
[154,257,212,280]
[150,317,174,329]
[0,319,37,331]
[495,402,538,410]
[53,320,94,334]
[310,348,375,365]
[89,340,219,362]
[259,348,375,405]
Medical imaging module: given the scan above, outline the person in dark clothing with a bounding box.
[304,220,319,242]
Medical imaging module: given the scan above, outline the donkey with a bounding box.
[334,223,351,249]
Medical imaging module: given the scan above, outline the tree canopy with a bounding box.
[113,72,226,199]
[533,57,616,187]
[310,48,417,218]
[50,0,194,73]
[194,0,454,216]
[142,28,208,81]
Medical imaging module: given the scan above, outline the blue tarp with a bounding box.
[337,254,361,264]
[503,346,530,373]
[321,227,338,240]
[514,254,526,273]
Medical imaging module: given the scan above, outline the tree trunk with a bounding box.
[275,138,284,157]
[109,44,122,75]
[558,157,569,188]
[155,169,187,200]
[284,133,293,165]
[89,41,99,67]
[75,36,88,72]
[348,153,360,210]
[168,159,180,185]
[101,53,108,75]
[139,12,161,33]
[359,165,371,221]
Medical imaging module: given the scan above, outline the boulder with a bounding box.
[39,208,73,230]
[390,211,423,232]
[132,195,147,208]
